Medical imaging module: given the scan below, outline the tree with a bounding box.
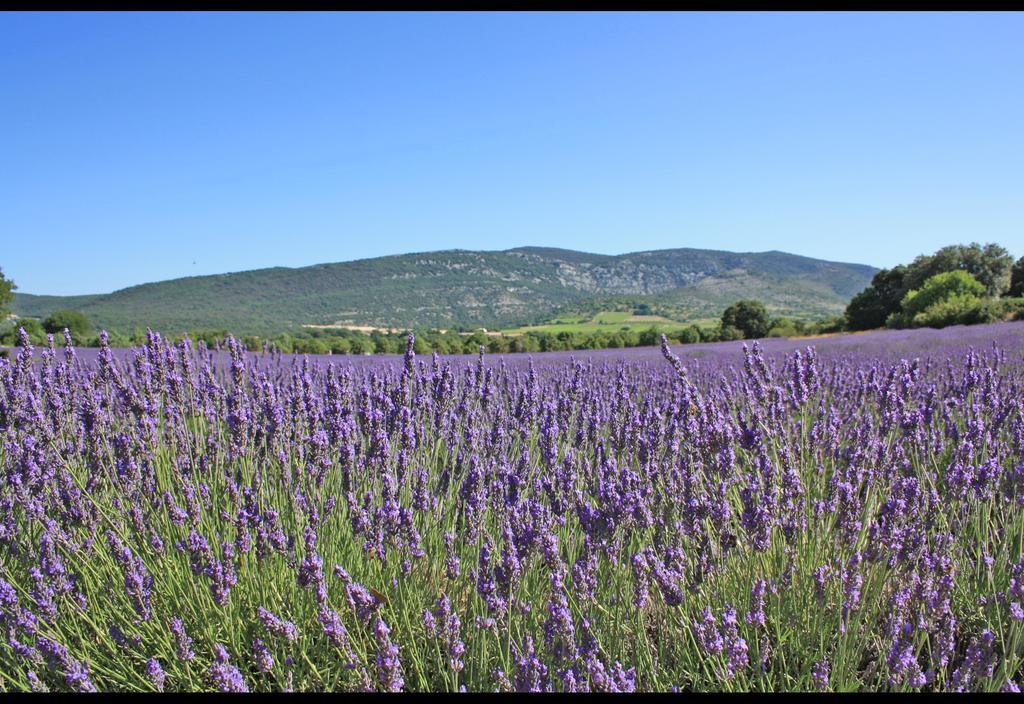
[845,288,884,331]
[0,267,15,319]
[891,270,986,329]
[1,317,44,346]
[721,299,771,339]
[296,337,328,355]
[348,336,371,355]
[326,337,350,355]
[902,242,1013,297]
[1010,256,1024,297]
[412,330,432,355]
[638,327,660,347]
[717,325,744,342]
[817,316,846,334]
[487,336,509,354]
[901,270,985,318]
[371,333,395,355]
[844,265,907,331]
[42,309,92,341]
[675,325,701,344]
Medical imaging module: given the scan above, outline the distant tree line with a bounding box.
[0,305,842,355]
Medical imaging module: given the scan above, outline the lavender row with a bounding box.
[0,321,1023,691]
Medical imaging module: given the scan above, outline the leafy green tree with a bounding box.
[429,337,452,355]
[844,287,884,331]
[901,270,985,318]
[890,270,986,329]
[721,299,771,339]
[638,327,660,347]
[906,297,985,329]
[325,337,349,354]
[273,333,294,354]
[463,331,488,353]
[412,331,433,355]
[520,334,542,353]
[300,338,329,355]
[1010,256,1024,297]
[717,325,744,342]
[768,317,799,338]
[0,268,15,319]
[956,298,1012,326]
[348,336,371,355]
[1,317,45,345]
[817,316,846,334]
[847,244,1016,330]
[42,309,92,341]
[902,243,1013,297]
[103,330,131,348]
[845,265,907,331]
[371,333,395,355]
[693,327,713,343]
[675,326,701,344]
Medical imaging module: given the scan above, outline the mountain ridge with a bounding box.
[12,246,878,335]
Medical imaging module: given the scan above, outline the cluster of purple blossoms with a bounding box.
[146,658,165,691]
[423,593,466,673]
[1,323,1024,691]
[209,644,248,692]
[36,636,96,692]
[257,606,300,643]
[950,630,998,692]
[693,605,749,681]
[811,659,830,690]
[169,617,195,662]
[373,619,404,692]
[252,639,274,673]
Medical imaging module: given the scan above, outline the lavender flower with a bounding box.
[812,659,830,690]
[170,617,195,662]
[373,619,404,692]
[257,606,300,643]
[209,644,248,692]
[252,638,274,673]
[146,658,165,691]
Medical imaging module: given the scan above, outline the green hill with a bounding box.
[12,247,877,335]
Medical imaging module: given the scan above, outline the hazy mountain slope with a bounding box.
[12,247,877,335]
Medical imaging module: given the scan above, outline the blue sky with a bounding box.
[2,12,1023,295]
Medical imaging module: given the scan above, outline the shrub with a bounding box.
[0,267,15,319]
[675,326,701,344]
[721,300,770,339]
[998,297,1024,319]
[817,316,846,334]
[42,309,93,341]
[718,325,744,342]
[957,298,1013,326]
[890,270,987,329]
[910,294,983,329]
[844,266,908,331]
[768,322,797,338]
[0,318,46,345]
[901,271,985,319]
[1011,256,1024,297]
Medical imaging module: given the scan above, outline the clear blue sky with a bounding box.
[2,11,1022,296]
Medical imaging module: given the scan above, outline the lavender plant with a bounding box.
[1,322,1023,691]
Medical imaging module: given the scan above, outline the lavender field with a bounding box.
[2,321,1024,692]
